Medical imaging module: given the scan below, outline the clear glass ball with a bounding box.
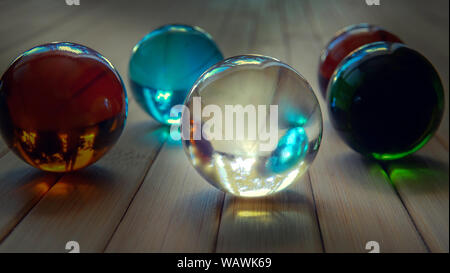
[182,55,323,197]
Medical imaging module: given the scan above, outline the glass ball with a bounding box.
[319,23,402,97]
[129,24,223,125]
[182,55,323,197]
[0,42,127,172]
[328,42,444,160]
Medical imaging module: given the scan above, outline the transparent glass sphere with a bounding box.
[182,55,323,197]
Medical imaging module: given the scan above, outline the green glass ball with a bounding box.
[328,42,444,160]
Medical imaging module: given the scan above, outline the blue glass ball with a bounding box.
[129,24,224,125]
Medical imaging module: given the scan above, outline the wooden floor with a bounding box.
[0,0,448,253]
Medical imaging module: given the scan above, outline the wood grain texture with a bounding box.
[308,122,428,252]
[106,142,225,252]
[384,139,449,252]
[300,0,430,253]
[217,175,323,253]
[215,0,323,253]
[0,153,60,243]
[0,144,7,159]
[106,0,233,252]
[313,0,449,253]
[0,0,447,253]
[0,0,103,248]
[0,0,166,252]
[0,0,100,53]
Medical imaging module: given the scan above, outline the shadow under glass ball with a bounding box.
[328,42,444,160]
[129,24,224,125]
[0,42,127,172]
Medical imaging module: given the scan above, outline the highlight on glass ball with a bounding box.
[318,23,403,97]
[181,55,323,197]
[328,42,444,161]
[0,42,128,172]
[129,24,224,125]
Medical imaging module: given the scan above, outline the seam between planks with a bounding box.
[290,0,329,253]
[248,0,262,50]
[0,173,64,245]
[301,0,325,46]
[101,140,167,252]
[280,0,325,252]
[376,137,450,253]
[378,162,432,252]
[159,164,193,247]
[277,0,292,65]
[296,0,433,252]
[329,0,442,253]
[435,134,449,151]
[306,171,326,253]
[215,0,239,50]
[208,0,241,254]
[0,149,9,160]
[212,0,266,253]
[212,192,226,253]
[0,0,106,247]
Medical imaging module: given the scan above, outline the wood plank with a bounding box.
[0,0,167,252]
[334,0,449,252]
[215,0,323,253]
[0,0,35,38]
[0,0,112,245]
[0,144,7,159]
[0,0,446,253]
[217,176,323,253]
[106,142,225,252]
[299,0,428,252]
[384,139,449,252]
[105,0,234,252]
[0,0,104,73]
[0,127,163,252]
[0,0,99,52]
[0,153,61,242]
[308,124,428,252]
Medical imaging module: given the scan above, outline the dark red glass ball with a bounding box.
[0,42,127,172]
[318,23,403,97]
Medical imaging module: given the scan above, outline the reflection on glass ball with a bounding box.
[318,23,402,97]
[0,42,127,172]
[328,42,444,160]
[182,55,323,197]
[129,24,223,125]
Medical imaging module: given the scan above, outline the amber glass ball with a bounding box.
[0,42,127,172]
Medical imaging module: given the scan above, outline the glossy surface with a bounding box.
[328,42,444,160]
[183,55,323,197]
[319,23,402,96]
[0,42,127,172]
[129,24,223,125]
